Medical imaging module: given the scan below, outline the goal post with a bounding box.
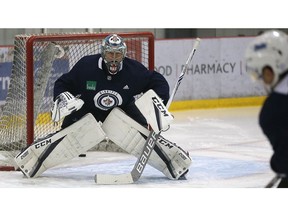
[0,32,155,171]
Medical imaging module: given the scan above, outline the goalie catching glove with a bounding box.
[51,91,84,122]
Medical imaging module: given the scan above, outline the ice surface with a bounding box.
[1,106,280,216]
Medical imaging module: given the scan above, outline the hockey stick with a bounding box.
[166,38,201,108]
[265,174,285,188]
[95,38,201,184]
[95,131,160,184]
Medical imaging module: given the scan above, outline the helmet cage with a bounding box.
[101,34,127,75]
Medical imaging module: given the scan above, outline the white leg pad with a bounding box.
[102,108,192,179]
[14,113,106,178]
[156,136,192,179]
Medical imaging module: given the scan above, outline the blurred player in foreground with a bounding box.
[245,30,288,188]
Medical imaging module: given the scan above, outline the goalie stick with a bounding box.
[166,38,201,108]
[95,38,201,184]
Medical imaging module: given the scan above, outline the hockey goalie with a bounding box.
[14,34,192,181]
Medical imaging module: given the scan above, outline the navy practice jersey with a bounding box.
[54,54,170,128]
[259,92,288,175]
[259,73,288,175]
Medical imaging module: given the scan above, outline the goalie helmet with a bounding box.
[101,34,127,75]
[245,30,288,90]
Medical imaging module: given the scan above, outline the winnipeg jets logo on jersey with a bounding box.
[94,90,123,111]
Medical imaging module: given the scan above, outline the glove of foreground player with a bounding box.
[51,91,84,122]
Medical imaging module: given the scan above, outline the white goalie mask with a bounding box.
[101,34,127,75]
[244,30,288,90]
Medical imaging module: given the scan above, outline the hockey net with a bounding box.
[0,32,154,170]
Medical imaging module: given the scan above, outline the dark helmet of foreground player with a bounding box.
[101,34,127,75]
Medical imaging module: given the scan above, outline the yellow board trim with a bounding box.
[169,96,267,111]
